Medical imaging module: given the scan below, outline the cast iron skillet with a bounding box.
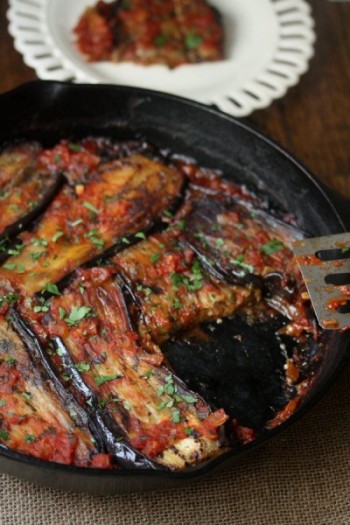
[0,81,349,494]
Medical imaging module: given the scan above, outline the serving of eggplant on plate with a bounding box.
[0,81,349,494]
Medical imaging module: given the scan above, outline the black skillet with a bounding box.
[0,81,349,494]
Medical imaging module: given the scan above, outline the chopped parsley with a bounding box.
[230,257,254,273]
[171,260,204,293]
[182,395,197,404]
[71,218,83,227]
[83,201,100,215]
[24,434,36,443]
[172,408,181,423]
[3,263,25,274]
[95,374,122,386]
[185,33,203,50]
[59,307,66,320]
[172,297,183,309]
[52,231,64,243]
[33,305,49,313]
[154,33,168,47]
[61,306,92,326]
[4,356,16,365]
[0,292,19,307]
[7,244,23,256]
[31,251,44,261]
[150,253,161,264]
[177,219,186,231]
[68,142,81,152]
[42,282,60,296]
[22,392,32,400]
[85,230,105,249]
[32,238,48,248]
[261,239,285,256]
[0,237,10,252]
[75,362,91,373]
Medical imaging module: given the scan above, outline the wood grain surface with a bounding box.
[1,0,349,201]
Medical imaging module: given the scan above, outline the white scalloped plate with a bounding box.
[7,0,315,117]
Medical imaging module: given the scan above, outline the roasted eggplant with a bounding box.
[113,226,256,343]
[0,315,111,467]
[0,142,64,243]
[0,150,184,294]
[74,0,224,68]
[0,135,322,472]
[20,268,228,470]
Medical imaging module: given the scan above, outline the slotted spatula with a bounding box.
[293,232,350,330]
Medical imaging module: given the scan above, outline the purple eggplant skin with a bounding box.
[0,172,65,248]
[183,198,301,291]
[11,310,161,470]
[8,309,107,455]
[49,336,164,471]
[183,199,263,287]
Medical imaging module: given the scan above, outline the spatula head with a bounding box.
[293,233,350,330]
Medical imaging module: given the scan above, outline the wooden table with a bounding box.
[1,1,350,524]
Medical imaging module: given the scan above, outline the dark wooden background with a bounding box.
[1,0,349,202]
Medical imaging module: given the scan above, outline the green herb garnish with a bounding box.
[135,232,146,240]
[24,434,36,443]
[185,33,203,50]
[52,231,64,243]
[172,408,181,423]
[75,362,91,373]
[95,374,122,386]
[71,218,83,227]
[83,201,100,215]
[261,239,285,256]
[154,33,168,47]
[42,282,60,296]
[150,253,161,264]
[65,306,92,326]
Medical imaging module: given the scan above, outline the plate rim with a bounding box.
[7,0,316,117]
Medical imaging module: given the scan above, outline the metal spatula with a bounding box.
[293,232,350,330]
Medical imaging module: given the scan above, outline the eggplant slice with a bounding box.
[0,153,184,294]
[0,315,111,467]
[19,267,228,470]
[113,226,257,343]
[182,198,315,333]
[74,0,224,68]
[0,142,64,243]
[183,198,299,285]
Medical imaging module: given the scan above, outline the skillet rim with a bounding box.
[0,80,349,493]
